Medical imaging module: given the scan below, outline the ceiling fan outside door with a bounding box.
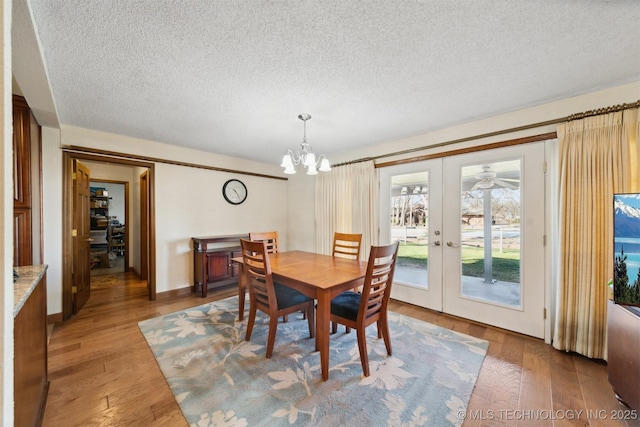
[470,165,520,191]
[465,163,521,284]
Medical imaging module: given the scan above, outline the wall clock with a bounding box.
[222,179,248,205]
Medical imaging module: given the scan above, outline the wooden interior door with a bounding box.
[73,160,91,313]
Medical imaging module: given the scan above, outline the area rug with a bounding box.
[138,296,488,427]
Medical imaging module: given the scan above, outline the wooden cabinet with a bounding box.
[13,95,33,266]
[607,300,640,411]
[14,265,49,427]
[14,209,32,266]
[193,234,247,297]
[13,96,31,208]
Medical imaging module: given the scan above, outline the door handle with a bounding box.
[432,240,441,246]
[446,241,459,248]
[86,238,94,242]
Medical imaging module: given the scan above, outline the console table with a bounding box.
[192,234,247,297]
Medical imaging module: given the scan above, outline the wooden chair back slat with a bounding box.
[332,232,362,260]
[249,231,279,254]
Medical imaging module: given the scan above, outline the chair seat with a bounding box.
[275,283,313,309]
[330,291,361,320]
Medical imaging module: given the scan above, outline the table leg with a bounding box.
[317,291,331,381]
[238,266,247,321]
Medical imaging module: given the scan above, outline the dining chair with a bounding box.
[240,238,315,358]
[333,232,364,308]
[248,231,279,253]
[332,232,362,260]
[238,231,279,320]
[329,241,399,376]
[248,231,288,321]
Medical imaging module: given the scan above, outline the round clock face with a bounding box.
[222,179,248,205]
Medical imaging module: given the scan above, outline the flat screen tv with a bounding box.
[613,192,640,314]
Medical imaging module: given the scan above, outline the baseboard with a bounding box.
[47,312,63,325]
[155,286,193,300]
[156,283,238,300]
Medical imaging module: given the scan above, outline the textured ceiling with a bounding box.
[17,0,640,166]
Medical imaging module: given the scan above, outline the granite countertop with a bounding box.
[14,265,47,317]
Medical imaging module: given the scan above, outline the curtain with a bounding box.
[315,161,378,260]
[553,107,639,359]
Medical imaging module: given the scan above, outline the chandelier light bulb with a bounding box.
[319,158,331,172]
[280,153,293,168]
[304,152,316,167]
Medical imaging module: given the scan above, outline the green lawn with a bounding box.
[397,242,520,282]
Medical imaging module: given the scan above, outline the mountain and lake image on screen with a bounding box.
[613,193,640,308]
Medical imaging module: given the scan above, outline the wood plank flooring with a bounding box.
[42,272,640,427]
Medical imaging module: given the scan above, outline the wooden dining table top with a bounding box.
[264,250,367,289]
[232,250,367,287]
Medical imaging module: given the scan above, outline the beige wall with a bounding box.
[1,1,13,424]
[41,126,289,313]
[41,126,62,314]
[38,82,640,317]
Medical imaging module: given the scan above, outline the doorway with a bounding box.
[62,151,156,320]
[88,181,127,277]
[380,143,546,338]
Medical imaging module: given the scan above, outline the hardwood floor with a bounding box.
[43,273,640,427]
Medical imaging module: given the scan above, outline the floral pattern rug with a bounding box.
[138,296,488,427]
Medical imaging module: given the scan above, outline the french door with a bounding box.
[380,143,546,338]
[379,159,444,312]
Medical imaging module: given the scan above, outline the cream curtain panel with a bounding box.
[553,107,639,359]
[315,161,379,260]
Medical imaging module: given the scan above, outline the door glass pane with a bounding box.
[460,160,521,307]
[390,172,429,289]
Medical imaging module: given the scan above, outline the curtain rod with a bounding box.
[331,100,640,168]
[566,100,640,121]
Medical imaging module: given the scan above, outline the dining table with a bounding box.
[233,250,367,381]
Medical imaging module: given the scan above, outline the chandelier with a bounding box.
[280,114,331,175]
